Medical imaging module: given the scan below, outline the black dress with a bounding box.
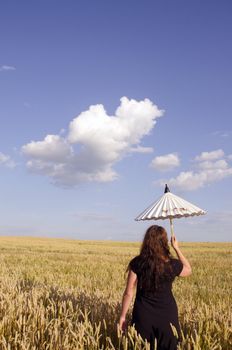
[129,257,183,350]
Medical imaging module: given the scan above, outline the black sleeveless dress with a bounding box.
[129,257,183,350]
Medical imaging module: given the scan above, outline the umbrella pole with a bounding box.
[169,217,174,237]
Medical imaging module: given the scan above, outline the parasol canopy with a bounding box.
[135,184,206,236]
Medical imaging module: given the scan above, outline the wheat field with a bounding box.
[0,236,231,350]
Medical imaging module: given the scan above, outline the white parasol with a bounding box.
[135,184,206,237]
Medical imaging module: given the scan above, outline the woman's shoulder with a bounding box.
[169,258,183,276]
[129,255,140,274]
[129,255,140,266]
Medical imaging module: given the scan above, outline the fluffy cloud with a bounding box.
[0,65,16,72]
[22,135,73,162]
[197,159,228,170]
[150,153,180,171]
[158,149,232,191]
[195,149,224,162]
[129,146,154,154]
[0,152,16,168]
[22,97,163,186]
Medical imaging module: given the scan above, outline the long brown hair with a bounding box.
[130,225,174,291]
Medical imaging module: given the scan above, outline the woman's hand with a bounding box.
[171,235,192,277]
[171,234,179,250]
[118,316,127,332]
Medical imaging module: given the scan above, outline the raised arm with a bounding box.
[119,269,137,331]
[171,235,192,277]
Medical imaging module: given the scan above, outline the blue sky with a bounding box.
[0,0,231,241]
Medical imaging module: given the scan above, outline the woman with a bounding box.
[119,225,192,350]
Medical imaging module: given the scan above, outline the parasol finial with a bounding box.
[164,184,170,193]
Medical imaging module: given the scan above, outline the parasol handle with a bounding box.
[169,217,174,237]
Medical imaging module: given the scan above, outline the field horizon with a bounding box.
[0,235,231,244]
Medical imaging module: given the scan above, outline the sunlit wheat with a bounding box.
[0,237,231,349]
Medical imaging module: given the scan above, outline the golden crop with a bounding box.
[0,236,231,349]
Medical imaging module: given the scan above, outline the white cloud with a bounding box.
[159,171,207,191]
[157,149,232,191]
[22,135,73,162]
[0,153,8,163]
[0,152,16,168]
[197,159,228,170]
[150,153,180,171]
[22,97,163,186]
[0,65,16,72]
[129,146,154,154]
[195,149,224,162]
[163,169,232,191]
[228,154,232,160]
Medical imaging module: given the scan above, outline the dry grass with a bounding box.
[0,236,231,349]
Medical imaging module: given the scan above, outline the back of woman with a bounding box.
[119,225,192,350]
[130,254,183,299]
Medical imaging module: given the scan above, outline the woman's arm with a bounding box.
[119,269,137,331]
[171,235,192,277]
